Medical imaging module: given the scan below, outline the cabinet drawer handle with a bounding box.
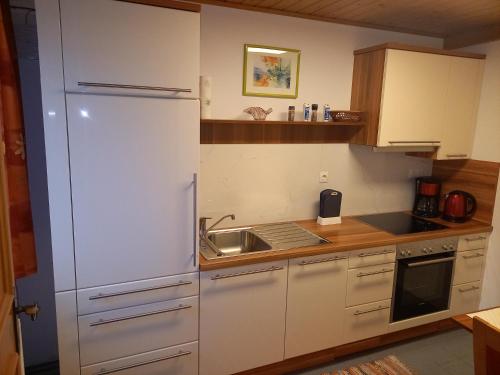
[465,236,486,242]
[299,256,347,265]
[358,250,394,258]
[458,286,480,293]
[94,350,191,375]
[78,81,192,93]
[356,268,393,278]
[88,281,193,300]
[353,305,389,316]
[211,265,284,280]
[89,304,191,327]
[462,253,484,259]
[446,154,468,158]
[388,141,440,145]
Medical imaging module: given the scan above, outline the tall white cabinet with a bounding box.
[36,0,201,374]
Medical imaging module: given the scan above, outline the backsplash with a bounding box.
[200,144,432,226]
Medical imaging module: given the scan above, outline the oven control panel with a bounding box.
[396,237,458,259]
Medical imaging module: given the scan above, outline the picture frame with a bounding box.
[242,44,301,99]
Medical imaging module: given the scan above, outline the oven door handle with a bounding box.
[407,256,455,267]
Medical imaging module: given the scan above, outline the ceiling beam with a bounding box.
[444,24,500,50]
[191,0,444,39]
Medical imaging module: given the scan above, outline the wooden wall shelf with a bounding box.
[200,119,365,144]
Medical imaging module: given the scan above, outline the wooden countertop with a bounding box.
[199,214,492,271]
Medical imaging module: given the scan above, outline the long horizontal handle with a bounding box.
[459,286,480,293]
[211,265,284,280]
[94,350,191,374]
[465,236,486,242]
[354,305,389,316]
[446,154,468,158]
[299,256,347,266]
[462,252,484,259]
[358,250,394,258]
[78,81,192,93]
[88,281,193,300]
[388,140,441,144]
[356,268,393,277]
[407,257,455,268]
[89,304,191,327]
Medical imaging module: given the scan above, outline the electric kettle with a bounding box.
[442,190,477,222]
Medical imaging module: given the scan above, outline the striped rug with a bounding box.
[321,355,417,375]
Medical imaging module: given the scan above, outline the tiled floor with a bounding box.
[294,329,473,375]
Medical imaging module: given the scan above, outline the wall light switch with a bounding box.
[319,171,329,183]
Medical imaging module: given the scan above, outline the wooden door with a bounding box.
[67,94,199,289]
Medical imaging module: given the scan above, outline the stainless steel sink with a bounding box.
[200,222,330,259]
[206,228,272,257]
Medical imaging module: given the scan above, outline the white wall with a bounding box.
[199,5,438,225]
[462,40,500,309]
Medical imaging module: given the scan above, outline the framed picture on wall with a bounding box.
[243,44,301,99]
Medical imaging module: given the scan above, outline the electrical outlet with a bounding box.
[319,171,329,183]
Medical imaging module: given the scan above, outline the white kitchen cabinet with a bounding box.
[458,233,489,251]
[199,261,287,375]
[60,0,200,98]
[346,263,395,307]
[79,296,198,365]
[453,249,485,286]
[348,245,396,268]
[343,299,391,343]
[285,254,348,359]
[67,94,199,288]
[378,50,450,147]
[80,341,198,375]
[437,57,484,160]
[451,281,482,315]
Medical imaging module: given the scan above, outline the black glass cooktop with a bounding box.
[356,212,448,235]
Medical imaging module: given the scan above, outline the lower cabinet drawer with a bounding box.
[346,263,395,307]
[453,249,485,285]
[79,296,198,366]
[81,341,198,375]
[451,281,481,315]
[348,245,396,269]
[343,300,391,343]
[77,273,199,315]
[458,234,488,252]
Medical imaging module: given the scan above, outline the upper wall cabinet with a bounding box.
[59,0,200,98]
[350,43,484,159]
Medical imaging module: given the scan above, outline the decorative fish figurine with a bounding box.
[244,107,273,120]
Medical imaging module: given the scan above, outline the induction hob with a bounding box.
[356,212,448,235]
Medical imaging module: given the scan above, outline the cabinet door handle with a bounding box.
[88,280,193,300]
[358,250,394,258]
[446,154,468,158]
[458,286,480,293]
[353,305,389,316]
[89,304,191,327]
[462,252,484,259]
[299,256,347,266]
[193,173,198,267]
[94,350,191,375]
[211,265,284,280]
[356,268,393,278]
[78,81,192,93]
[465,236,486,242]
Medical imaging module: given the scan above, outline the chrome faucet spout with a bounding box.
[199,214,236,240]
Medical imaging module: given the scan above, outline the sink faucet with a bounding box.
[199,214,236,239]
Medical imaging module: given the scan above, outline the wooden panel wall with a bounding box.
[432,159,500,225]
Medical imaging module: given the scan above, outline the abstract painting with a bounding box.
[243,44,300,98]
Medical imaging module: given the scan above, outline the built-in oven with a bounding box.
[391,237,458,322]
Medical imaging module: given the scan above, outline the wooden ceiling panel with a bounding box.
[194,0,500,46]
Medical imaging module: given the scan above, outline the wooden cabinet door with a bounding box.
[437,57,484,160]
[60,0,200,98]
[200,261,287,375]
[67,94,199,288]
[285,254,348,358]
[378,50,450,147]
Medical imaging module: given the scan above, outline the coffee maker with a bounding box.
[412,177,441,218]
